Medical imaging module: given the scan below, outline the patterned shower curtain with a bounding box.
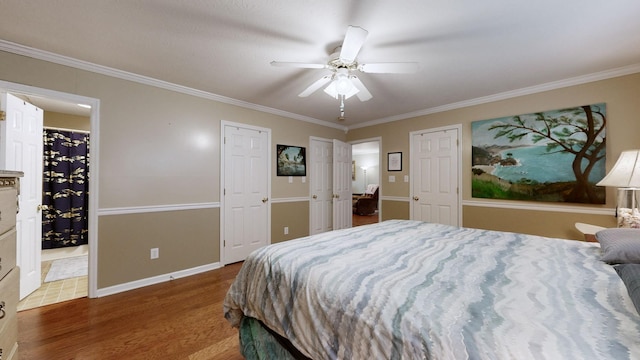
[42,129,90,249]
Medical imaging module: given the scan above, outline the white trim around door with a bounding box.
[0,80,100,298]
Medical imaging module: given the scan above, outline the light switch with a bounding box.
[404,175,409,182]
[302,177,306,183]
[288,176,293,183]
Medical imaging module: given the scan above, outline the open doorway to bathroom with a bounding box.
[351,139,381,227]
[15,95,91,311]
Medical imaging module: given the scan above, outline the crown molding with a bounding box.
[2,39,638,133]
[0,39,347,131]
[350,63,640,130]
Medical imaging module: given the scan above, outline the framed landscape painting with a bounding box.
[471,103,607,204]
[277,144,306,176]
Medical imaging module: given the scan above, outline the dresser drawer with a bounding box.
[0,230,16,282]
[0,269,18,360]
[0,311,17,360]
[0,312,18,360]
[0,267,19,337]
[0,187,17,237]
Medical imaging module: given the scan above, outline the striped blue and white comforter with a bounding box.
[224,220,640,359]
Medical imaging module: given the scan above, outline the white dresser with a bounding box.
[0,171,22,360]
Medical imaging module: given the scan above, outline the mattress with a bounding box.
[224,220,640,359]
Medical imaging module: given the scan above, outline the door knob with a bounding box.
[413,196,419,201]
[262,198,268,203]
[312,195,317,199]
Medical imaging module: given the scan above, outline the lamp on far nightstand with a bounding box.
[596,149,640,228]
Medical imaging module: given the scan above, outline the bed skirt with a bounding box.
[239,317,310,360]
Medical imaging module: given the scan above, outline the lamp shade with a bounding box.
[596,150,640,188]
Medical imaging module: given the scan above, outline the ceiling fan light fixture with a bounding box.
[335,74,353,94]
[324,68,358,99]
[324,79,359,99]
[274,25,414,103]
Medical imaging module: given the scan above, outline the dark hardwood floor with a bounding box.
[353,212,379,227]
[19,220,379,359]
[18,262,245,360]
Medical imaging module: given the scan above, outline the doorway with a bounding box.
[351,139,381,226]
[20,123,90,310]
[0,81,99,309]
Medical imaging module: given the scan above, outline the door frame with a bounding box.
[219,120,271,265]
[350,137,382,222]
[409,124,462,225]
[0,80,100,298]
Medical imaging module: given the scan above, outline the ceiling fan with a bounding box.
[271,26,418,119]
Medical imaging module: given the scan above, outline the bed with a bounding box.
[223,220,640,359]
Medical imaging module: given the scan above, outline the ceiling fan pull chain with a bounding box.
[340,95,346,119]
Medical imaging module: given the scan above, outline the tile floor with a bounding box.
[17,259,88,311]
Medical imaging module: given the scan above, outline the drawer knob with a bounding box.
[0,300,5,319]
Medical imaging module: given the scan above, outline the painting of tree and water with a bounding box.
[277,144,306,176]
[472,103,606,204]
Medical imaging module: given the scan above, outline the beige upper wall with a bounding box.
[0,51,344,207]
[348,73,640,237]
[1,46,638,288]
[0,50,345,288]
[349,73,640,208]
[44,111,90,131]
[3,49,638,218]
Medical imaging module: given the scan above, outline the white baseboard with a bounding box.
[95,262,222,298]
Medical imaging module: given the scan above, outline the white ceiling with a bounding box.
[13,94,91,117]
[353,141,379,155]
[2,1,640,128]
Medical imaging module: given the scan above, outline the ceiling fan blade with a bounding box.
[299,75,332,97]
[271,61,327,69]
[350,76,372,101]
[358,62,419,73]
[339,26,369,63]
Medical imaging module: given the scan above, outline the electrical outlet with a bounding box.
[150,248,159,259]
[284,226,289,235]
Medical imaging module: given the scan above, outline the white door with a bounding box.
[309,138,333,235]
[410,127,460,226]
[0,93,44,299]
[333,139,352,230]
[222,123,270,264]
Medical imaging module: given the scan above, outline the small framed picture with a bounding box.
[388,152,402,171]
[277,144,306,176]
